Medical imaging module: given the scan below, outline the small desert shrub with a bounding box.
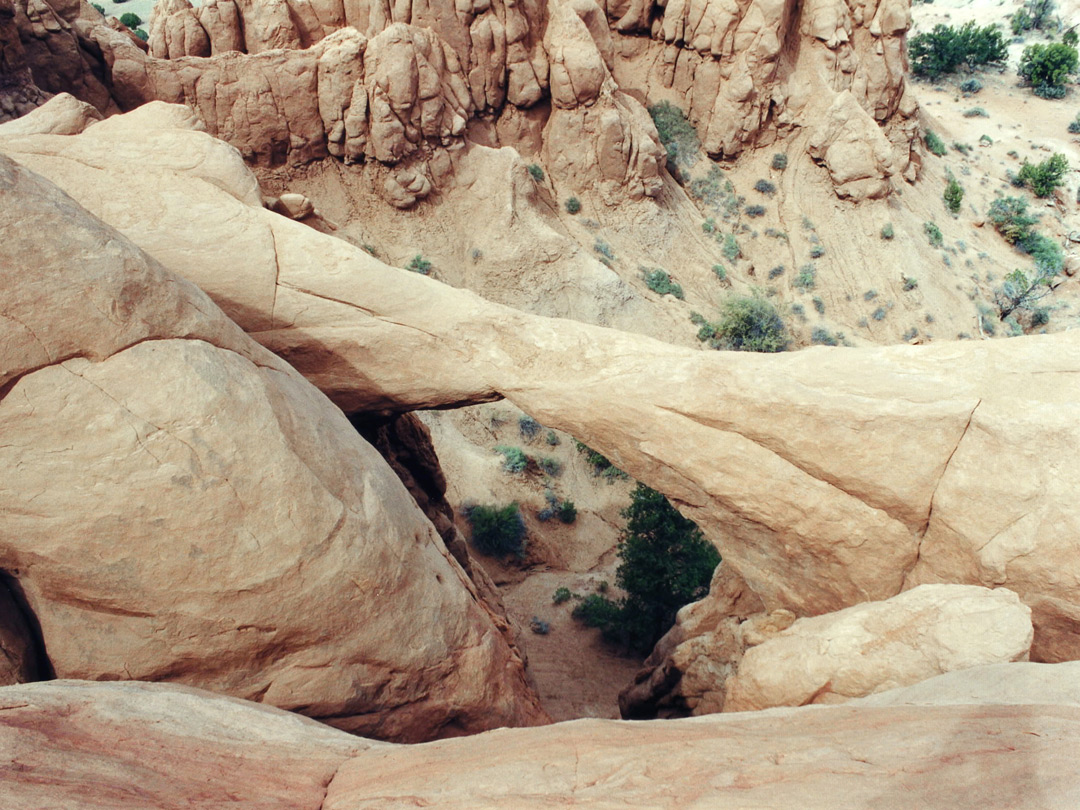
[538,456,563,477]
[872,307,888,321]
[495,445,528,473]
[1018,153,1069,197]
[722,234,741,261]
[519,415,541,440]
[812,296,825,315]
[1068,114,1080,134]
[924,221,944,247]
[594,240,615,262]
[134,28,149,40]
[1020,232,1064,274]
[811,327,840,346]
[649,101,699,169]
[864,289,879,301]
[809,244,825,259]
[565,196,581,214]
[576,442,628,480]
[768,265,785,279]
[881,222,895,240]
[557,500,578,524]
[527,164,545,181]
[699,294,788,353]
[772,153,789,170]
[465,503,526,557]
[963,107,989,117]
[745,204,766,217]
[553,586,574,605]
[754,179,777,195]
[545,430,560,446]
[794,264,817,290]
[119,11,142,27]
[944,177,964,213]
[91,2,104,12]
[1019,43,1078,96]
[643,268,685,299]
[960,77,983,94]
[925,130,948,157]
[712,264,728,282]
[988,196,1039,244]
[903,276,919,291]
[406,255,432,274]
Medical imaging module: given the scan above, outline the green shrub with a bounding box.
[745,204,766,217]
[1019,231,1063,273]
[519,414,541,440]
[1011,0,1056,34]
[944,177,964,213]
[772,153,788,170]
[91,2,104,12]
[881,223,895,240]
[768,265,785,279]
[527,164,545,181]
[1066,29,1079,47]
[553,586,574,605]
[575,441,628,480]
[995,266,1058,319]
[557,500,578,524]
[960,77,983,94]
[794,264,817,290]
[989,196,1039,243]
[872,306,887,321]
[864,289,879,300]
[1019,43,1078,95]
[908,22,1008,79]
[811,327,839,346]
[754,179,776,195]
[924,221,944,247]
[594,240,615,263]
[963,107,988,117]
[406,255,432,274]
[642,268,685,299]
[572,484,720,652]
[495,445,528,473]
[538,456,563,477]
[925,130,948,156]
[809,244,825,259]
[700,294,788,353]
[648,101,699,169]
[565,196,581,214]
[712,264,728,282]
[812,296,825,315]
[465,503,526,558]
[134,28,149,41]
[1018,153,1069,197]
[903,276,919,291]
[545,430,560,446]
[1069,114,1080,134]
[119,11,142,27]
[722,233,741,261]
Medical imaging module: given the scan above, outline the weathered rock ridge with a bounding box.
[3,0,917,200]
[2,104,1076,681]
[0,150,546,741]
[3,675,1080,808]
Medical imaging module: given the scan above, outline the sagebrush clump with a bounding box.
[465,503,526,558]
[696,294,788,353]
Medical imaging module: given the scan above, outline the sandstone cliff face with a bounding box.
[0,151,545,741]
[4,675,1080,808]
[4,104,1076,679]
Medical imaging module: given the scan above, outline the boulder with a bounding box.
[0,91,100,135]
[0,153,545,741]
[724,585,1034,712]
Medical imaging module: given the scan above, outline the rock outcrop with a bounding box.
[3,104,1077,675]
[724,585,1033,712]
[0,151,545,741]
[4,676,1080,808]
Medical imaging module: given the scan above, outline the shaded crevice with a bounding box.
[0,571,55,682]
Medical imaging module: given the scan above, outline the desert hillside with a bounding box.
[1,0,1079,804]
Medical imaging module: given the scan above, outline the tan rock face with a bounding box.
[723,584,1033,712]
[4,106,1077,674]
[4,676,1080,808]
[0,152,545,741]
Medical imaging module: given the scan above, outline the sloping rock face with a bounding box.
[3,104,1077,674]
[0,152,545,741]
[3,677,1080,809]
[0,0,50,122]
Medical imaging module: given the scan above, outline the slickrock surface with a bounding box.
[0,152,545,741]
[3,677,1080,809]
[2,103,1077,670]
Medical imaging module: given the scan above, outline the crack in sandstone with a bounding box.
[275,282,447,343]
[903,398,983,586]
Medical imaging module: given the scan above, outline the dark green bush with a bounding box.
[1019,232,1063,274]
[406,255,432,274]
[553,586,574,605]
[698,294,788,353]
[134,28,148,41]
[1018,153,1069,197]
[794,264,817,290]
[771,153,788,170]
[642,268,684,299]
[925,130,948,156]
[495,445,528,473]
[960,77,983,94]
[465,503,526,557]
[811,327,840,346]
[648,102,699,170]
[557,500,578,524]
[1019,43,1078,95]
[944,177,964,213]
[754,179,777,195]
[91,2,104,13]
[745,204,766,217]
[527,164,545,181]
[924,221,944,247]
[1068,114,1080,134]
[565,196,581,214]
[119,11,142,27]
[538,456,563,477]
[575,441,628,480]
[908,22,1008,79]
[989,196,1039,244]
[721,233,740,261]
[1012,0,1056,34]
[572,484,720,652]
[519,414,541,440]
